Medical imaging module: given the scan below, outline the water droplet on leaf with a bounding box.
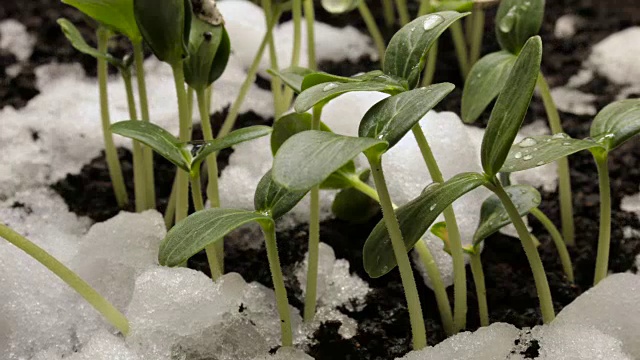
[536,161,544,166]
[423,14,445,31]
[519,137,538,148]
[523,155,533,161]
[514,152,523,159]
[552,133,568,140]
[499,6,518,33]
[323,83,339,91]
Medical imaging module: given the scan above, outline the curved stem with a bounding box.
[382,0,396,27]
[530,207,574,283]
[0,223,129,335]
[303,0,316,70]
[260,221,293,347]
[219,9,281,138]
[469,7,484,67]
[449,21,470,79]
[593,152,611,285]
[350,177,381,202]
[263,0,285,117]
[122,71,146,212]
[97,27,128,208]
[537,73,575,247]
[358,1,387,63]
[164,174,178,229]
[367,154,427,349]
[412,124,467,332]
[190,173,223,280]
[469,252,488,327]
[490,181,555,323]
[414,240,454,335]
[171,64,191,224]
[133,41,156,209]
[280,0,303,109]
[394,0,410,25]
[421,41,438,87]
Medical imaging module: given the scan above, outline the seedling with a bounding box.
[111,120,271,278]
[157,170,308,347]
[499,99,640,285]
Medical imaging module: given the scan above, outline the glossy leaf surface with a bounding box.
[62,0,141,41]
[590,99,640,152]
[268,66,315,93]
[254,170,308,220]
[192,126,273,169]
[133,0,191,64]
[58,19,125,69]
[495,0,545,54]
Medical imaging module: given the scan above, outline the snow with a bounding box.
[554,14,582,39]
[589,27,640,87]
[0,19,35,62]
[621,190,640,220]
[550,87,597,116]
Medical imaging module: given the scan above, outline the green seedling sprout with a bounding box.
[158,170,309,347]
[499,99,640,285]
[63,0,156,210]
[111,120,271,279]
[0,223,129,335]
[462,0,577,249]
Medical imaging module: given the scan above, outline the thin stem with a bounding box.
[418,0,431,16]
[593,152,611,285]
[469,252,489,327]
[469,7,484,67]
[421,41,438,87]
[537,73,575,247]
[367,154,427,349]
[171,64,191,224]
[382,0,396,27]
[219,10,281,138]
[263,0,286,117]
[394,0,411,25]
[411,125,467,332]
[190,174,205,211]
[97,27,128,208]
[358,1,387,63]
[260,222,294,347]
[122,71,147,212]
[530,207,574,282]
[196,89,221,207]
[133,40,156,210]
[164,174,178,229]
[190,173,223,280]
[303,0,316,70]
[350,177,381,202]
[0,223,129,335]
[414,240,454,335]
[280,0,303,109]
[304,106,322,322]
[449,21,470,79]
[490,181,555,323]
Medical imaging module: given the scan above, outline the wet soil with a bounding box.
[2,0,640,359]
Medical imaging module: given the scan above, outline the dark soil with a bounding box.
[3,0,640,359]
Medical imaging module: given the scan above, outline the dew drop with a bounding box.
[523,155,533,161]
[562,142,571,146]
[499,6,517,33]
[429,204,437,211]
[514,152,523,159]
[323,83,339,91]
[423,14,445,31]
[536,161,544,166]
[519,137,538,148]
[552,133,568,140]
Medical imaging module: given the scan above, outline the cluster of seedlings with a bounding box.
[1,0,639,355]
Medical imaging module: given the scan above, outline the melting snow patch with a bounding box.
[621,191,640,220]
[589,27,640,87]
[550,87,597,116]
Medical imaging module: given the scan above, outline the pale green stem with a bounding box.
[394,0,410,25]
[350,177,381,201]
[263,0,286,117]
[196,89,221,208]
[411,125,467,332]
[133,40,156,210]
[0,223,129,335]
[97,27,128,208]
[367,153,427,349]
[469,252,489,327]
[303,0,316,70]
[171,64,191,224]
[164,174,178,229]
[190,173,223,280]
[122,71,147,212]
[382,0,396,27]
[530,208,574,282]
[418,0,431,16]
[537,73,575,247]
[469,7,484,67]
[449,21,470,79]
[260,222,294,347]
[490,181,555,323]
[421,41,438,87]
[304,106,322,322]
[593,152,611,285]
[219,10,281,138]
[358,1,387,63]
[281,0,302,110]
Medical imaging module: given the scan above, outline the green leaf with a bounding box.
[358,83,455,148]
[383,11,469,89]
[111,120,190,172]
[293,76,406,113]
[461,51,517,123]
[363,172,488,278]
[320,162,358,190]
[133,0,191,65]
[321,0,360,14]
[208,27,231,84]
[590,99,640,152]
[192,125,273,170]
[480,36,542,177]
[62,0,142,41]
[254,170,308,220]
[268,66,315,94]
[473,185,540,244]
[430,221,450,253]
[301,71,383,91]
[57,19,125,69]
[159,208,271,266]
[501,134,603,173]
[273,131,387,191]
[184,20,230,90]
[432,0,474,12]
[495,0,545,54]
[332,169,380,223]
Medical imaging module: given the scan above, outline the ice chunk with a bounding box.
[398,323,520,360]
[552,273,640,356]
[0,19,35,61]
[66,330,142,360]
[589,27,640,86]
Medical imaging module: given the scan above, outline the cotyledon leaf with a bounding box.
[321,0,360,14]
[473,185,540,244]
[495,0,545,54]
[159,208,272,266]
[191,125,272,170]
[501,134,603,173]
[359,83,455,148]
[254,170,308,220]
[58,19,125,69]
[268,66,315,94]
[273,131,387,191]
[62,0,142,41]
[590,99,640,152]
[363,172,488,278]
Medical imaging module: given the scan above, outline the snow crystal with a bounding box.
[589,27,640,86]
[0,19,35,62]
